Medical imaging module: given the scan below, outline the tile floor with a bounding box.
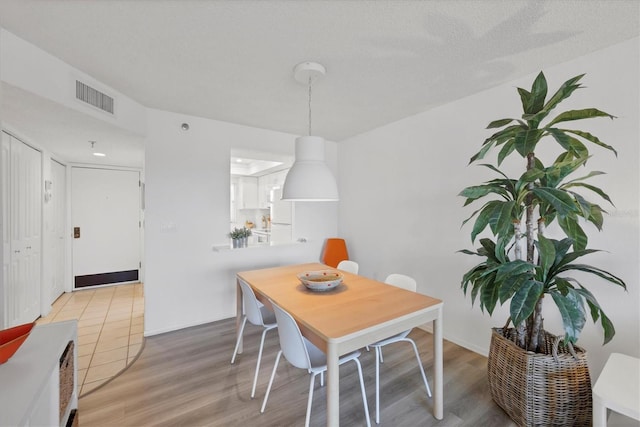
[36,282,144,396]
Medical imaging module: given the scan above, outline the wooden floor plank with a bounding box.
[80,318,516,426]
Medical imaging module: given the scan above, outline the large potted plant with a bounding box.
[459,72,627,426]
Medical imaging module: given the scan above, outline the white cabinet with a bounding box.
[240,177,259,209]
[233,176,259,209]
[1,131,42,328]
[0,320,78,426]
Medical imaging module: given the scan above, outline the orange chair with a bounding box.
[321,238,349,267]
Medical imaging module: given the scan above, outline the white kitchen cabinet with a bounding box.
[258,176,269,209]
[0,320,78,426]
[238,177,259,209]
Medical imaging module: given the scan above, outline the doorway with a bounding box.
[71,167,142,289]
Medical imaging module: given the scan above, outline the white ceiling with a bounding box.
[0,0,638,167]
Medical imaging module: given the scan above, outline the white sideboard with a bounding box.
[0,320,78,426]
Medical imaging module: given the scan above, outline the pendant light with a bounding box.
[281,61,339,201]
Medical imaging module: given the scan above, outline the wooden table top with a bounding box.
[237,262,442,346]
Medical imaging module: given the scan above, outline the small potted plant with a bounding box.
[241,227,252,247]
[228,227,243,248]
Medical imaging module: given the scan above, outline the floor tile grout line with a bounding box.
[38,283,144,397]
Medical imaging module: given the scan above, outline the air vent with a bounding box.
[75,80,114,114]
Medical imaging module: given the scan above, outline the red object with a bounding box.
[321,238,349,268]
[0,322,35,364]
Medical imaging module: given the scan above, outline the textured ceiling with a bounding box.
[0,0,638,166]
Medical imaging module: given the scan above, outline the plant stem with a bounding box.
[521,152,537,349]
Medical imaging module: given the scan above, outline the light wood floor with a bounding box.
[79,317,517,426]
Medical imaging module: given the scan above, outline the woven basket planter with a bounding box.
[487,327,592,426]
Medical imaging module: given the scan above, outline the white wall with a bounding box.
[0,29,146,136]
[144,109,338,335]
[338,37,640,377]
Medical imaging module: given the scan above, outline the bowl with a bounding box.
[297,270,343,292]
[0,322,35,364]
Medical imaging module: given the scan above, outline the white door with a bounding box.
[49,159,66,301]
[3,133,42,326]
[72,167,140,288]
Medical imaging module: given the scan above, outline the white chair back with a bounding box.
[271,301,311,371]
[337,260,359,274]
[239,279,267,326]
[384,273,416,292]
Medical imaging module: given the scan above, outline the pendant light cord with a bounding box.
[308,76,312,136]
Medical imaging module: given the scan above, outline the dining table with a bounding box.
[236,262,444,426]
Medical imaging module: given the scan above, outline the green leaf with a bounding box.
[569,192,593,218]
[599,312,616,345]
[459,184,510,203]
[589,204,604,231]
[518,87,532,114]
[490,201,516,238]
[547,128,589,158]
[469,140,497,164]
[542,74,585,114]
[480,278,501,315]
[478,238,500,263]
[572,286,601,321]
[551,289,586,344]
[558,216,588,251]
[510,280,543,326]
[563,129,618,156]
[574,283,616,343]
[552,238,575,264]
[458,249,481,256]
[564,170,606,184]
[470,201,502,242]
[536,235,556,281]
[531,187,581,217]
[514,129,544,157]
[558,264,627,290]
[552,247,599,272]
[487,118,516,129]
[499,274,530,304]
[529,71,548,115]
[547,108,615,127]
[471,125,523,163]
[478,163,511,180]
[497,140,515,166]
[563,182,614,206]
[553,277,574,294]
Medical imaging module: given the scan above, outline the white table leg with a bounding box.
[592,397,607,427]
[433,306,443,420]
[235,278,243,354]
[327,342,340,426]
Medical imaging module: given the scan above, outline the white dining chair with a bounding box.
[231,279,277,399]
[261,300,371,427]
[369,273,432,424]
[337,259,359,274]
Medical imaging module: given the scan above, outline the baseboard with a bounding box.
[416,324,490,357]
[144,317,223,337]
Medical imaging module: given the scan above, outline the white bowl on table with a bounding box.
[297,270,343,292]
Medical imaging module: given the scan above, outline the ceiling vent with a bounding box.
[75,80,114,114]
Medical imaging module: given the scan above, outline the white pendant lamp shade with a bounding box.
[282,136,339,201]
[282,61,339,201]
